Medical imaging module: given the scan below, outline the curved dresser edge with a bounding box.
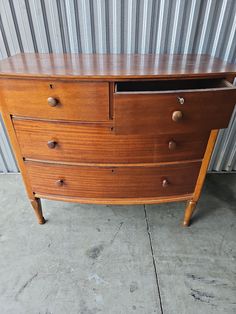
[34,193,193,205]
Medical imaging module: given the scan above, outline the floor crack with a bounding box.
[144,205,164,314]
[110,221,124,245]
[15,272,38,300]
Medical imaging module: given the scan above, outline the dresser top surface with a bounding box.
[0,53,235,80]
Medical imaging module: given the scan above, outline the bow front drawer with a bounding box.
[13,118,209,163]
[0,79,109,121]
[114,78,236,134]
[25,161,201,199]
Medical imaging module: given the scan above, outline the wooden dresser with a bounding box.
[0,53,235,226]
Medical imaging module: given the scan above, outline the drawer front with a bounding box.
[114,88,236,134]
[14,119,209,163]
[25,161,201,199]
[0,79,109,121]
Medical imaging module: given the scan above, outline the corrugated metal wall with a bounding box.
[0,0,236,173]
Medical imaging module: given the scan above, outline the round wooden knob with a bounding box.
[47,140,57,149]
[177,96,184,105]
[172,110,183,122]
[162,179,169,188]
[56,179,64,187]
[168,140,177,151]
[47,97,58,107]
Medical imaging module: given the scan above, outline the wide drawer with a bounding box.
[25,161,201,199]
[114,78,236,134]
[0,79,109,121]
[14,118,209,163]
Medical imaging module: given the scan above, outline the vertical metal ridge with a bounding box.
[104,0,110,53]
[40,0,52,53]
[89,0,96,53]
[73,0,82,52]
[56,0,67,53]
[206,0,222,54]
[24,0,38,52]
[224,2,236,62]
[211,0,227,56]
[140,0,149,54]
[198,0,213,54]
[0,13,10,57]
[0,115,18,173]
[164,0,174,53]
[149,0,159,53]
[169,0,181,54]
[120,0,125,53]
[8,0,24,53]
[111,0,117,53]
[60,0,72,53]
[155,0,165,54]
[134,0,140,53]
[126,0,133,53]
[0,152,7,173]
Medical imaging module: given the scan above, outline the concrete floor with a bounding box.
[0,174,235,314]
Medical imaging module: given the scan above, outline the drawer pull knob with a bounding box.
[172,110,183,122]
[177,97,185,104]
[47,97,58,107]
[56,179,64,187]
[47,140,57,149]
[168,140,177,150]
[162,179,169,188]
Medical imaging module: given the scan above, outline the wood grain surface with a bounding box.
[13,118,210,163]
[0,53,236,80]
[114,85,236,134]
[0,79,109,121]
[25,160,201,199]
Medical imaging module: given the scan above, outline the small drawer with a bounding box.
[0,79,109,121]
[114,78,236,134]
[13,118,209,163]
[25,160,201,199]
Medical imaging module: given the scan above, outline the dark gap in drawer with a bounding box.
[115,78,227,92]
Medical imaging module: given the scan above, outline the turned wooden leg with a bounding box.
[182,130,219,226]
[183,200,196,227]
[30,198,46,224]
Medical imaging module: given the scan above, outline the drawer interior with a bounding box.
[115,78,231,92]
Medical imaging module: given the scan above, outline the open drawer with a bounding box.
[113,78,236,134]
